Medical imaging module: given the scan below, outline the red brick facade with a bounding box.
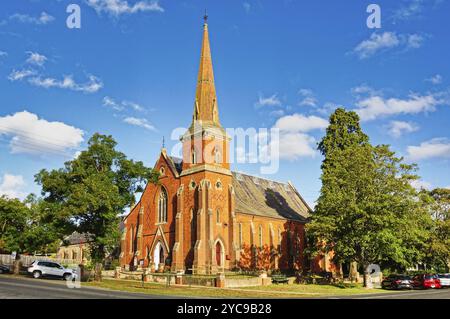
[119,20,327,275]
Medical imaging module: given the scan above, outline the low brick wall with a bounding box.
[224,277,262,288]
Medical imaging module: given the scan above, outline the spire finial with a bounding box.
[162,136,165,149]
[203,9,208,24]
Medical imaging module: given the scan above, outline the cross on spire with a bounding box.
[203,9,208,24]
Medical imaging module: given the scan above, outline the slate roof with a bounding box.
[166,156,311,222]
[63,232,92,245]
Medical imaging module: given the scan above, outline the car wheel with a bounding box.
[0,269,3,274]
[63,273,73,281]
[33,271,42,279]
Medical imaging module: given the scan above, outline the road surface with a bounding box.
[1,275,449,299]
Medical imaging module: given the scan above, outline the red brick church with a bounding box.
[120,19,328,275]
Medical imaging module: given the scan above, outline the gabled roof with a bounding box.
[165,156,311,222]
[232,172,310,222]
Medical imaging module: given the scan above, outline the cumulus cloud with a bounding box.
[426,74,443,85]
[87,0,164,16]
[406,138,450,161]
[269,113,328,160]
[255,93,282,107]
[387,121,419,138]
[9,12,54,25]
[0,51,7,57]
[0,174,26,199]
[274,114,328,133]
[123,117,156,131]
[353,32,424,59]
[26,52,47,66]
[298,89,317,107]
[355,93,441,121]
[0,111,84,156]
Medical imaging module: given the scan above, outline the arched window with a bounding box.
[214,146,221,164]
[158,188,168,223]
[191,148,197,164]
[238,223,243,248]
[129,226,134,253]
[259,225,263,247]
[216,208,221,224]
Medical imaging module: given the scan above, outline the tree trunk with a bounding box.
[94,263,103,282]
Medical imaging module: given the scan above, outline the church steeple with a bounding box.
[192,15,220,126]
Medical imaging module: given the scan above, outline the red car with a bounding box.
[411,274,441,289]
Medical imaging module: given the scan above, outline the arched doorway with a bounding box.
[215,241,223,267]
[153,242,164,266]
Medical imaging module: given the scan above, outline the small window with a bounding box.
[259,225,263,247]
[191,148,197,164]
[214,147,221,164]
[238,223,243,248]
[216,208,221,224]
[216,181,222,189]
[159,166,165,175]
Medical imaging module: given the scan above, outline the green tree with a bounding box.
[35,133,158,280]
[307,108,431,287]
[425,188,450,271]
[0,196,29,253]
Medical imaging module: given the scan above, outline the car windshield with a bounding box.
[424,275,435,279]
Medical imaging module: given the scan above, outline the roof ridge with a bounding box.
[232,170,288,185]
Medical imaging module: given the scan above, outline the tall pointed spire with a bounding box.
[192,14,220,126]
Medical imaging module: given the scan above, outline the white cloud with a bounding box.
[8,69,36,81]
[353,32,424,59]
[274,114,328,133]
[0,111,84,156]
[28,74,103,93]
[298,89,317,107]
[410,179,433,191]
[255,94,282,107]
[426,74,443,85]
[0,51,7,57]
[87,0,164,16]
[0,174,26,199]
[355,93,441,121]
[387,121,419,138]
[392,0,424,21]
[26,52,47,66]
[406,138,450,161]
[123,117,156,131]
[268,113,328,160]
[9,12,54,25]
[103,96,146,112]
[271,132,317,160]
[269,110,285,118]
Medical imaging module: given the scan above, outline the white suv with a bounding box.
[28,260,77,281]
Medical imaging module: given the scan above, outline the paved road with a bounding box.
[0,275,172,299]
[335,288,450,299]
[1,275,449,299]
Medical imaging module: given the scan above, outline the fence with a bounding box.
[0,254,79,267]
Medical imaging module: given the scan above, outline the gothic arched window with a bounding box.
[259,225,263,247]
[191,148,197,164]
[214,147,221,164]
[158,188,168,223]
[216,208,221,224]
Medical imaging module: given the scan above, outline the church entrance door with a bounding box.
[153,242,164,266]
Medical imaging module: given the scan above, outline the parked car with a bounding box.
[27,260,77,281]
[0,264,10,274]
[436,274,450,288]
[411,274,441,289]
[381,274,412,290]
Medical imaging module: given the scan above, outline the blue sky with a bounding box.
[0,0,449,207]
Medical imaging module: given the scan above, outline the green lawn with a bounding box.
[84,278,391,298]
